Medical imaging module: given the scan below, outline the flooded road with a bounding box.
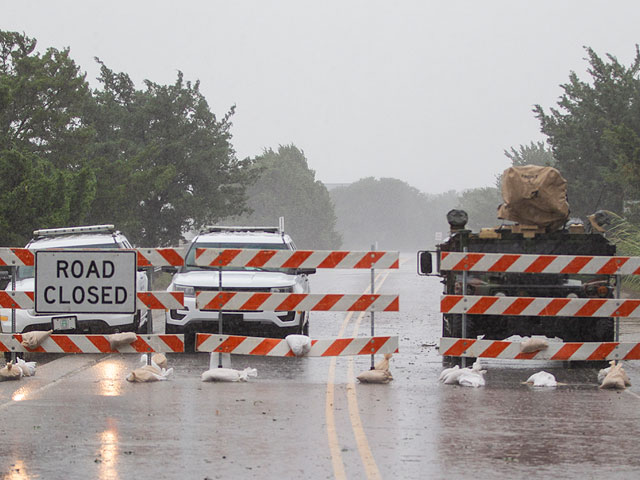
[0,255,639,479]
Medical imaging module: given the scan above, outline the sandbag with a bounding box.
[438,365,459,382]
[0,363,22,381]
[526,371,557,387]
[201,367,258,382]
[356,369,393,384]
[15,357,36,377]
[108,332,138,349]
[441,359,486,386]
[497,166,569,230]
[21,330,52,349]
[458,370,486,388]
[520,337,549,353]
[374,353,393,371]
[285,334,312,357]
[152,353,168,370]
[599,362,631,389]
[126,364,173,383]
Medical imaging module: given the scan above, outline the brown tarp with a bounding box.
[497,165,569,230]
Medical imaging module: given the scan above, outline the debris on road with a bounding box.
[525,371,557,387]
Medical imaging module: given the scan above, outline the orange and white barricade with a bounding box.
[437,250,640,362]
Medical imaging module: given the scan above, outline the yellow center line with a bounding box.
[345,270,391,480]
[325,272,385,479]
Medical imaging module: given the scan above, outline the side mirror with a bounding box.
[297,268,317,276]
[417,251,433,275]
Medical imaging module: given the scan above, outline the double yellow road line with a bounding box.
[325,269,392,480]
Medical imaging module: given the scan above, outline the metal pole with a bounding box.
[461,247,468,368]
[146,267,153,365]
[615,274,621,342]
[218,266,223,368]
[370,244,375,370]
[10,266,16,363]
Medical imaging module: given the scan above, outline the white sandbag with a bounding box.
[108,332,138,349]
[442,360,486,386]
[285,334,312,357]
[442,368,466,385]
[458,370,486,388]
[201,367,258,382]
[356,369,393,384]
[374,353,393,371]
[15,357,36,377]
[520,337,549,353]
[126,364,173,383]
[526,371,557,387]
[0,363,23,381]
[21,330,52,349]
[439,365,460,382]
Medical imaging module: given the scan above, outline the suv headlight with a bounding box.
[173,284,196,297]
[270,286,294,293]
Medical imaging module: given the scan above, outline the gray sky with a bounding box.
[3,1,640,194]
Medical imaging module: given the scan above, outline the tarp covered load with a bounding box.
[497,165,569,230]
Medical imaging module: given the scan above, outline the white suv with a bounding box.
[165,226,313,344]
[0,225,148,334]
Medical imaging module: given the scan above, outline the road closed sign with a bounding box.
[35,250,137,314]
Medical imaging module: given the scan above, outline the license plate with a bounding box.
[52,316,77,331]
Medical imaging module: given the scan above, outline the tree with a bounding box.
[87,62,251,246]
[455,186,502,231]
[534,46,640,218]
[504,141,556,167]
[0,31,96,245]
[229,145,341,249]
[330,177,453,251]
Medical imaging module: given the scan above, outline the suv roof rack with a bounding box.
[33,224,116,238]
[203,226,281,234]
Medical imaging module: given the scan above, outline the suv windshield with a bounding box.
[183,242,291,272]
[16,243,122,281]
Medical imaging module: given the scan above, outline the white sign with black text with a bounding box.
[35,250,137,314]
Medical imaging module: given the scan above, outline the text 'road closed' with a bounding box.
[35,250,137,314]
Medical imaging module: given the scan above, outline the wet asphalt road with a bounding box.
[1,256,640,479]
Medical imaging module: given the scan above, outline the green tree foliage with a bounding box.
[504,141,556,167]
[0,31,96,245]
[534,46,640,218]
[87,62,250,246]
[455,186,502,231]
[330,177,455,251]
[229,145,341,249]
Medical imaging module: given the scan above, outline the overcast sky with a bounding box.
[3,1,640,194]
